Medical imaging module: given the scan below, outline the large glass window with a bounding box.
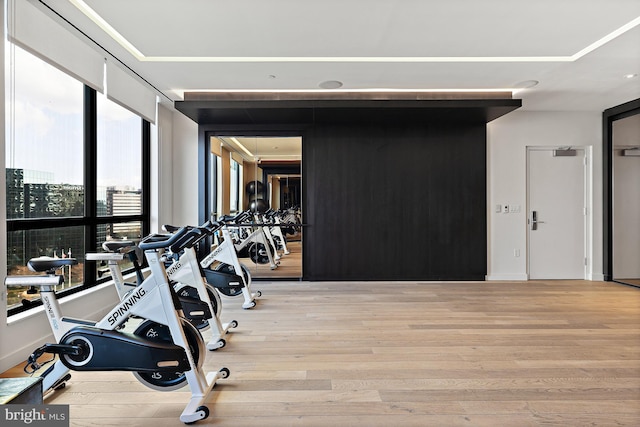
[97,95,142,217]
[230,158,240,213]
[5,44,149,315]
[209,152,219,220]
[7,226,85,309]
[6,46,84,220]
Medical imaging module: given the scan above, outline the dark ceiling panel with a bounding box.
[175,98,522,125]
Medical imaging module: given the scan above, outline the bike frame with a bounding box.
[201,225,261,307]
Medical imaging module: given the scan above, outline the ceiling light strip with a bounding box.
[186,88,516,93]
[570,15,640,60]
[140,56,574,63]
[229,137,255,157]
[69,0,145,59]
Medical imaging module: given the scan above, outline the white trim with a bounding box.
[485,274,529,281]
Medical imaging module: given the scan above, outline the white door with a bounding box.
[527,148,586,279]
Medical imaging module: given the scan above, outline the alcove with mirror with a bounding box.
[207,135,302,280]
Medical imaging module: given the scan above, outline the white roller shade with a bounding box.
[106,60,157,124]
[8,0,105,92]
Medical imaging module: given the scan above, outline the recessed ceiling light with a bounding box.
[318,80,343,89]
[624,73,638,79]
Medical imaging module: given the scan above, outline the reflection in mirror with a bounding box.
[208,136,302,280]
[612,114,640,287]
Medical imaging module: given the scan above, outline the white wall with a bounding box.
[486,110,604,281]
[171,112,200,226]
[151,103,175,232]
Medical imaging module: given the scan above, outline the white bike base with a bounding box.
[179,370,227,424]
[205,320,238,351]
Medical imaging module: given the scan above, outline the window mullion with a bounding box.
[142,120,151,237]
[84,86,97,286]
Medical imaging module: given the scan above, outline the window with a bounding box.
[209,151,219,220]
[95,94,144,280]
[230,158,240,213]
[5,44,149,315]
[97,94,142,218]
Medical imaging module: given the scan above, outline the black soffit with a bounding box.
[175,92,522,125]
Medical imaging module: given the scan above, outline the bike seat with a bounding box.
[102,240,136,253]
[163,224,180,233]
[27,256,78,273]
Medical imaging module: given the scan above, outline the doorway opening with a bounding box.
[206,135,302,280]
[611,114,640,287]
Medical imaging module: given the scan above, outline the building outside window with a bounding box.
[96,93,143,275]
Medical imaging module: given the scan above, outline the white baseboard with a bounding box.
[485,273,529,281]
[486,273,606,281]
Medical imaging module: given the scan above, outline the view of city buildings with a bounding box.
[6,167,142,273]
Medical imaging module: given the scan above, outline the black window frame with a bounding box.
[7,85,150,317]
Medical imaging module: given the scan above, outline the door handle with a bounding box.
[530,211,546,230]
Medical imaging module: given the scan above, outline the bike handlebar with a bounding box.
[152,219,233,253]
[139,227,191,251]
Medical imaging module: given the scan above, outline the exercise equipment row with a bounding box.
[4,220,261,424]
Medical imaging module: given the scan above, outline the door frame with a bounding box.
[526,145,592,280]
[603,98,640,284]
[198,126,305,279]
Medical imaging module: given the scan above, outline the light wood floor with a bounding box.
[3,280,640,426]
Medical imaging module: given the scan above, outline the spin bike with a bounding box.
[86,227,237,351]
[165,220,261,309]
[5,227,227,424]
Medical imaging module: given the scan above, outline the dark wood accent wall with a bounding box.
[176,96,520,281]
[303,121,487,281]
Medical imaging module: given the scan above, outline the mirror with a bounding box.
[208,135,302,280]
[612,114,640,286]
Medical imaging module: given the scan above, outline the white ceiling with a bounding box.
[41,0,640,112]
